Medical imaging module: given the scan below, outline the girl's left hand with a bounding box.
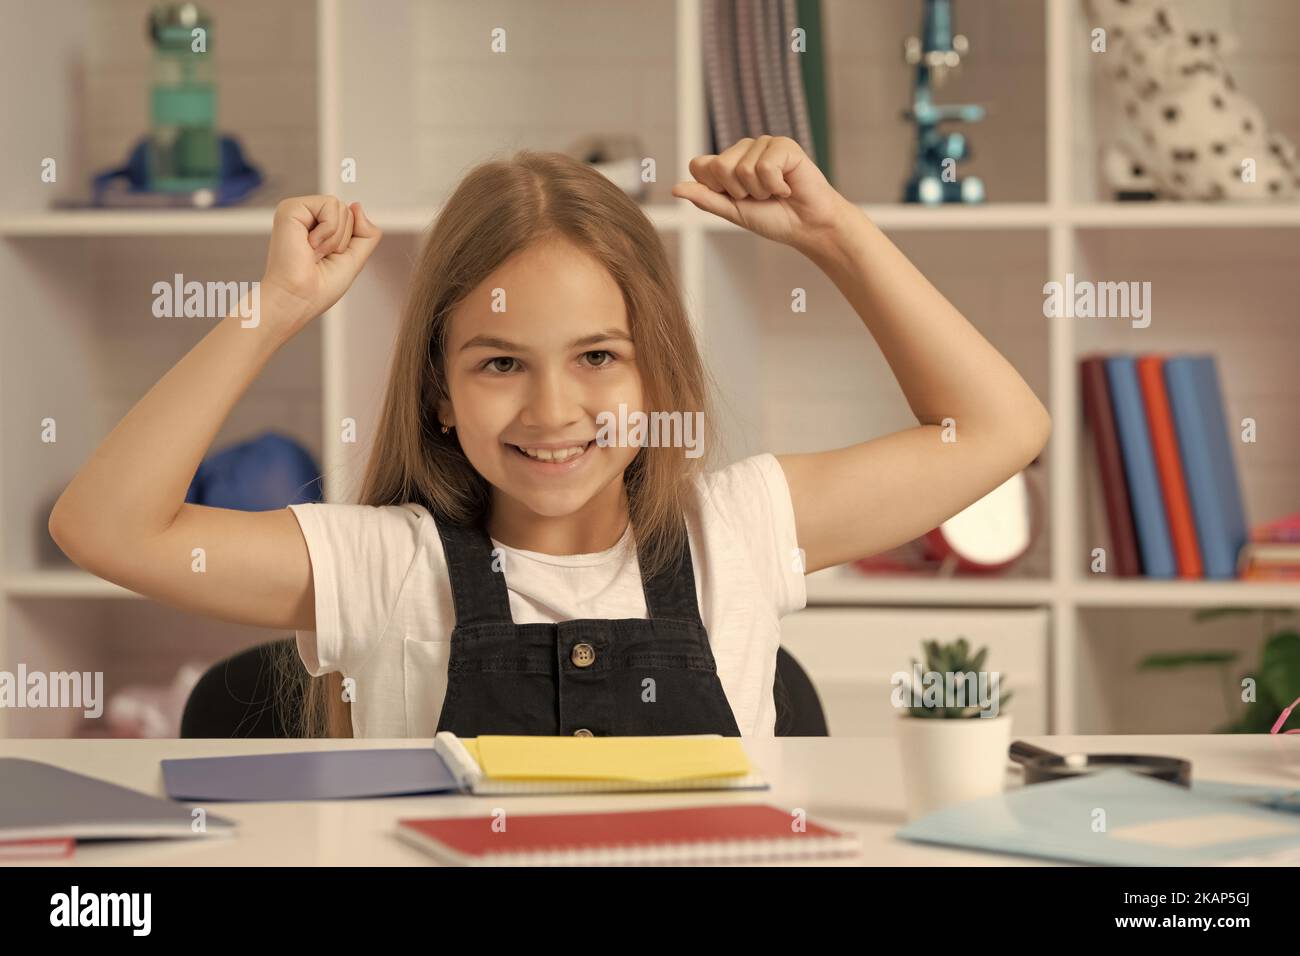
[672,136,850,255]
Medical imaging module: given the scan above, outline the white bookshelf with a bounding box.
[1,0,1297,737]
[16,200,1300,237]
[0,208,278,237]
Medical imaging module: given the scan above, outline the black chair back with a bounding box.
[182,639,828,737]
[179,639,305,738]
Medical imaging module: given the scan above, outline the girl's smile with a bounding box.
[506,439,597,474]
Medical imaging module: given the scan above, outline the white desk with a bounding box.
[3,735,1297,866]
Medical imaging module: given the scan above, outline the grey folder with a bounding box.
[1,758,236,842]
[161,747,460,802]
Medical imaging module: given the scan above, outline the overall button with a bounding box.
[573,728,594,737]
[570,642,596,668]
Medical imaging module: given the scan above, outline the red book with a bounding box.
[1137,356,1204,578]
[0,837,75,859]
[1242,564,1300,581]
[1253,513,1300,544]
[1080,358,1140,576]
[397,804,858,866]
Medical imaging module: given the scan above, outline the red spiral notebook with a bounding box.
[397,804,859,866]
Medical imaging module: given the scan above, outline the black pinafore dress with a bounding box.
[431,515,742,737]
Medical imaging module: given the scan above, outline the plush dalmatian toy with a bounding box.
[1088,0,1299,200]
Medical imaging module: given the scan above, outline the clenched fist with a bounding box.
[672,135,851,257]
[260,195,382,332]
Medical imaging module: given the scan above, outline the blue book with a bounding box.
[897,769,1300,866]
[1105,357,1176,577]
[1164,356,1248,579]
[162,748,461,802]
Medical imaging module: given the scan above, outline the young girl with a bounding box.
[49,136,1050,740]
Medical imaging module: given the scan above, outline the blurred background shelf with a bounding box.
[805,571,1055,607]
[4,571,139,600]
[9,200,1300,238]
[2,0,1297,738]
[15,564,1281,610]
[0,202,1060,238]
[807,572,1299,609]
[0,208,279,237]
[1071,581,1300,608]
[1068,203,1300,228]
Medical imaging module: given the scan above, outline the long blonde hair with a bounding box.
[291,150,720,738]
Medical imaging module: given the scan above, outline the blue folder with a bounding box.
[162,748,460,802]
[1105,356,1176,577]
[1164,355,1248,579]
[897,769,1300,866]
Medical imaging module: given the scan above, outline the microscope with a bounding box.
[901,0,986,204]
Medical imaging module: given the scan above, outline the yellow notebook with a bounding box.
[434,733,766,795]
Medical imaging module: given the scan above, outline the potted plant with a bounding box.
[894,637,1014,821]
[1137,609,1300,733]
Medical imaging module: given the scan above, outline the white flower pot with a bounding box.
[896,713,1013,821]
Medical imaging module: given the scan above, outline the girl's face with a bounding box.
[439,237,645,525]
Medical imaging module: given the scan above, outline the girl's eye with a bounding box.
[480,351,618,374]
[583,350,616,368]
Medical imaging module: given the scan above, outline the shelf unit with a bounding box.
[1,0,1297,737]
[13,199,1300,236]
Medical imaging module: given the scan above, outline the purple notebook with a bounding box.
[161,748,460,802]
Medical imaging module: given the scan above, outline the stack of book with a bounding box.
[702,0,830,177]
[1080,354,1248,579]
[1239,514,1300,581]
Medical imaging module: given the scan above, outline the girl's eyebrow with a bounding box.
[458,330,633,353]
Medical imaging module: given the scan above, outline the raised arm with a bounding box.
[48,196,382,628]
[673,137,1051,574]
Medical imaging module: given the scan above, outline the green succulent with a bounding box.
[1138,608,1299,734]
[904,636,1013,719]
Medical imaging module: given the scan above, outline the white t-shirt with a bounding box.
[288,452,807,738]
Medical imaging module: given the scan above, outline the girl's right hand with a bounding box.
[260,195,383,332]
